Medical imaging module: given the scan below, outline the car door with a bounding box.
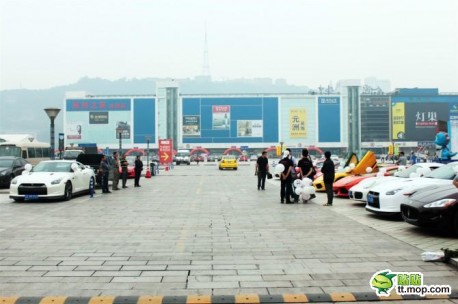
[71,162,85,192]
[79,162,93,191]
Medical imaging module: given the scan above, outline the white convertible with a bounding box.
[348,163,443,203]
[9,160,95,202]
[366,162,458,214]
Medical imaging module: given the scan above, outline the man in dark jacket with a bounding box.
[134,155,143,187]
[120,155,128,188]
[255,151,269,190]
[100,155,111,194]
[321,151,335,206]
[279,151,294,204]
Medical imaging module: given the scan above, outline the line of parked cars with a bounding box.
[342,161,458,235]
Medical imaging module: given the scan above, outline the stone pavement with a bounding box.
[0,162,457,299]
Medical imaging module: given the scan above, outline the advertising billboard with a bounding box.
[212,105,230,130]
[182,97,278,144]
[318,97,340,142]
[279,97,316,146]
[66,99,132,145]
[289,108,306,138]
[159,139,173,164]
[237,120,263,137]
[183,116,201,137]
[392,102,449,141]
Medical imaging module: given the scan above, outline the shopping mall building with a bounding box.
[63,82,458,157]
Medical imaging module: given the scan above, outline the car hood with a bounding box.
[0,166,11,172]
[334,174,373,187]
[371,177,452,193]
[15,172,71,182]
[408,183,458,204]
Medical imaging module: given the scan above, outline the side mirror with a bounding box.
[71,163,79,171]
[24,164,32,172]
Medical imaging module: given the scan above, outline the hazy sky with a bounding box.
[1,0,457,91]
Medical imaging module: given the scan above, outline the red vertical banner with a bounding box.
[159,139,173,165]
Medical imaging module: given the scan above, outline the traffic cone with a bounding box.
[145,169,151,178]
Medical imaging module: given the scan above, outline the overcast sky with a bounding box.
[1,0,457,91]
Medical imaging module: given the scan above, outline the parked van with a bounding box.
[175,149,191,165]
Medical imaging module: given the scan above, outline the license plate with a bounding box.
[367,194,374,204]
[25,194,39,200]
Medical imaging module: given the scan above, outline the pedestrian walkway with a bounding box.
[0,164,456,299]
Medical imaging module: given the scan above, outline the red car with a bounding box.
[239,155,248,162]
[332,165,398,198]
[119,157,136,178]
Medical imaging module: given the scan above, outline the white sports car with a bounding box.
[366,162,458,214]
[348,163,444,203]
[9,160,96,202]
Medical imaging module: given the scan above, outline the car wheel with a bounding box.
[63,182,73,201]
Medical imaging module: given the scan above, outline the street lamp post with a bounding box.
[146,135,150,166]
[44,108,61,160]
[116,127,123,155]
[145,135,151,178]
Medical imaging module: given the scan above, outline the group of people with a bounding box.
[99,152,144,193]
[255,148,335,206]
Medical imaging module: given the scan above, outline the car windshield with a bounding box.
[63,150,82,158]
[33,161,72,172]
[222,155,236,160]
[395,164,424,178]
[0,159,14,167]
[424,163,458,180]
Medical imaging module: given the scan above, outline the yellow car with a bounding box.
[313,151,377,192]
[219,155,238,170]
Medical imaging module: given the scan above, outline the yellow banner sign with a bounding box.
[392,102,405,140]
[290,109,306,138]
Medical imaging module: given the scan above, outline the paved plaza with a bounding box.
[0,162,457,300]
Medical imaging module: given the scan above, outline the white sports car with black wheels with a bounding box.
[9,160,95,202]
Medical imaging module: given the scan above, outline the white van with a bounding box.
[175,149,191,165]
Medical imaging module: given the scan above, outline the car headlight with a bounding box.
[11,177,18,184]
[424,199,457,208]
[386,188,403,195]
[51,178,64,185]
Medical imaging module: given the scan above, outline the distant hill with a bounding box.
[0,77,309,142]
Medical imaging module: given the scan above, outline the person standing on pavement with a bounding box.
[120,154,128,188]
[100,155,111,194]
[298,148,315,180]
[286,148,299,203]
[255,151,269,190]
[321,151,335,206]
[279,151,294,204]
[112,152,121,190]
[396,151,407,166]
[134,155,143,187]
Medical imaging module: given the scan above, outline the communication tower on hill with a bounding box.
[201,23,211,80]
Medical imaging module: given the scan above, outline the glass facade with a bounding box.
[360,95,390,142]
